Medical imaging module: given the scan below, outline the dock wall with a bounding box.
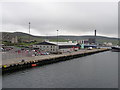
[2,48,109,74]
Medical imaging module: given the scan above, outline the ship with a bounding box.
[111,46,120,52]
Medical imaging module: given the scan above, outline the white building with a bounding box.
[103,42,113,46]
[107,42,113,46]
[33,41,78,53]
[11,36,18,43]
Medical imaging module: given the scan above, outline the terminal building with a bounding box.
[33,41,78,53]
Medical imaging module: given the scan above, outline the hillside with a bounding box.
[1,32,119,45]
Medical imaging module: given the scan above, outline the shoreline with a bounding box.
[2,48,110,74]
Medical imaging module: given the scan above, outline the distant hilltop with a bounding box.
[1,32,119,45]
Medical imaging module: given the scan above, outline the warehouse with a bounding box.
[33,41,78,53]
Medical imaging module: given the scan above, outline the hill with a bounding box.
[1,32,119,45]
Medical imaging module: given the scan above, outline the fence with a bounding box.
[2,49,35,60]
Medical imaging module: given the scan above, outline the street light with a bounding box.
[29,22,30,42]
[94,30,96,45]
[57,30,59,53]
[57,30,59,45]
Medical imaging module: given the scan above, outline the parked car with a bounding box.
[40,52,49,55]
[88,47,93,50]
[45,52,50,55]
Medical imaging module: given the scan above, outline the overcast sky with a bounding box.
[1,1,118,37]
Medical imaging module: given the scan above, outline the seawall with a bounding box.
[2,48,110,74]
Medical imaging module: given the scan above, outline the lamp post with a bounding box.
[57,30,59,45]
[94,30,96,45]
[57,30,59,53]
[29,22,30,42]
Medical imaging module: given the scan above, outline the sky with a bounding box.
[0,0,118,38]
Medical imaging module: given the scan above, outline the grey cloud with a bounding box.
[2,2,118,37]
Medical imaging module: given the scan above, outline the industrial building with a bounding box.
[33,41,78,53]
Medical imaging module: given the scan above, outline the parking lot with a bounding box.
[2,47,50,61]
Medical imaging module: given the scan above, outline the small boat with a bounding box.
[111,46,120,52]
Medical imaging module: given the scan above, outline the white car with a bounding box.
[88,47,93,50]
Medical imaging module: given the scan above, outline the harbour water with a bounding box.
[2,51,118,88]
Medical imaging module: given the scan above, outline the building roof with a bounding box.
[50,41,77,46]
[35,41,57,46]
[35,41,77,46]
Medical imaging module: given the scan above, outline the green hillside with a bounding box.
[1,32,119,46]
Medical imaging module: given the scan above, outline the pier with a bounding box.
[2,48,110,74]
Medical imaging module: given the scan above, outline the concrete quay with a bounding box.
[2,48,110,74]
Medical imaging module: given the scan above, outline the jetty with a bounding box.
[2,48,109,74]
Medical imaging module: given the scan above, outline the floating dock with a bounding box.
[2,48,109,74]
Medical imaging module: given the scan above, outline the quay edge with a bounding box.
[2,48,110,74]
